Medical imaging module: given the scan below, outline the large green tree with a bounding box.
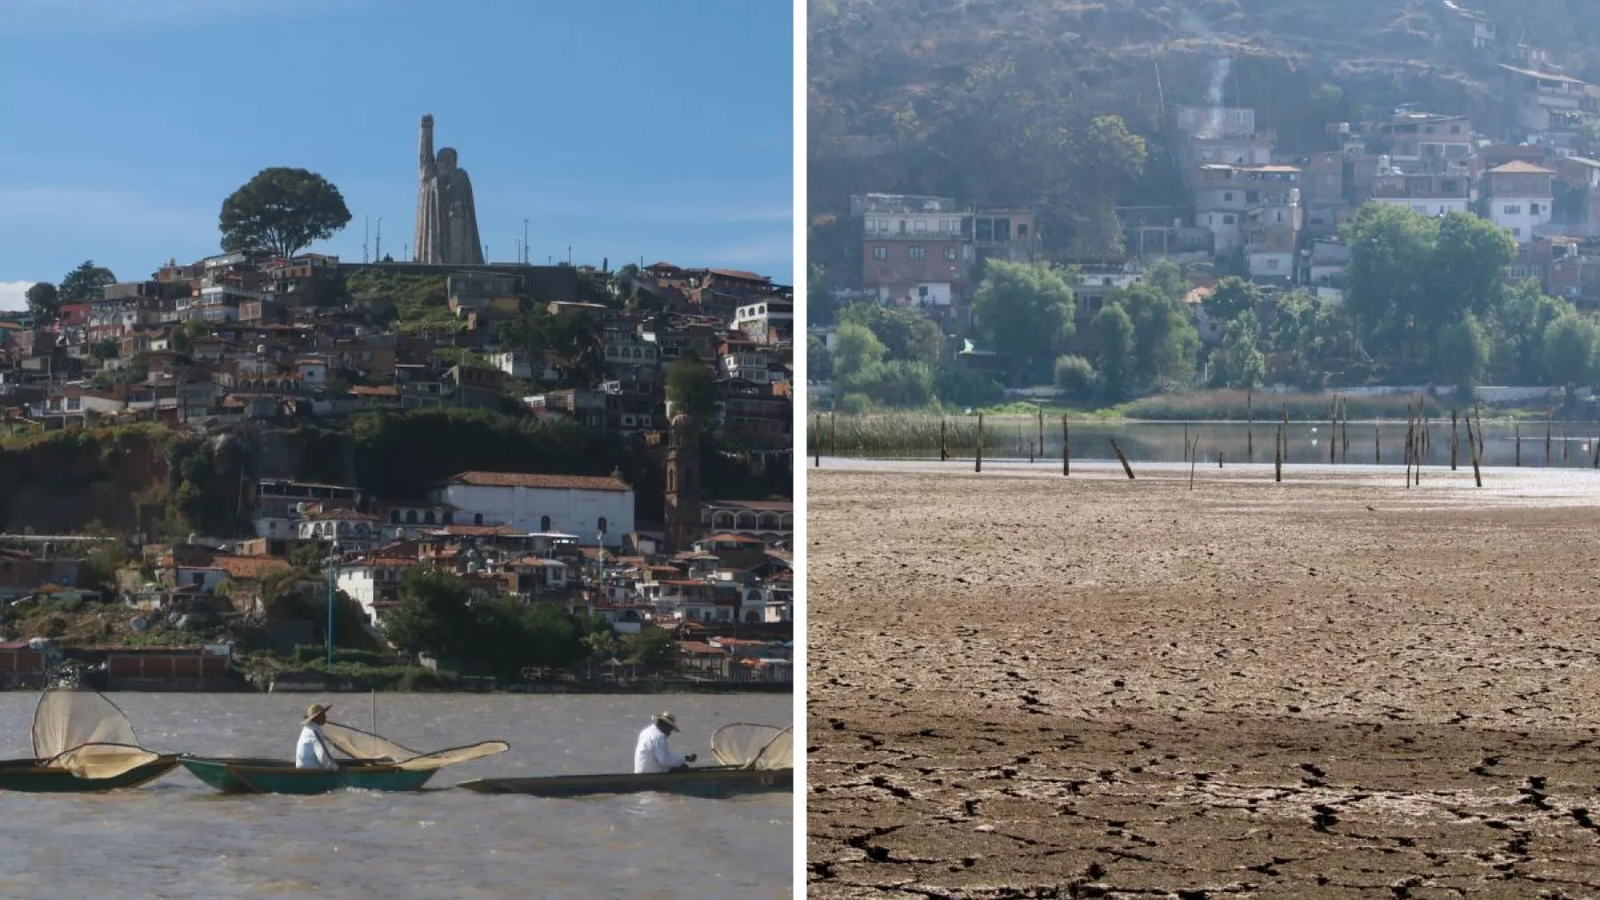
[59,261,116,302]
[831,321,887,378]
[1422,212,1517,328]
[1434,314,1489,395]
[1341,203,1437,354]
[807,335,834,381]
[24,282,60,322]
[665,353,716,419]
[1209,311,1267,390]
[838,303,944,364]
[1091,301,1136,402]
[1118,283,1201,390]
[220,167,352,258]
[971,259,1077,386]
[383,568,476,659]
[1203,277,1263,324]
[1541,313,1600,399]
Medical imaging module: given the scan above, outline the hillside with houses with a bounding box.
[808,0,1600,410]
[0,250,793,690]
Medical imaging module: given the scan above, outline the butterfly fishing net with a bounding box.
[33,688,141,759]
[32,688,162,779]
[711,723,793,769]
[323,721,509,770]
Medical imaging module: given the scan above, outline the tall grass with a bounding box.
[809,390,1533,456]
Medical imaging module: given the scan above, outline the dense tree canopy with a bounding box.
[24,282,60,322]
[59,261,116,302]
[220,167,352,258]
[971,259,1078,386]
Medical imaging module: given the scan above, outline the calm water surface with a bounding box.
[0,692,793,899]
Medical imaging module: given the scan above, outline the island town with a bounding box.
[0,116,794,693]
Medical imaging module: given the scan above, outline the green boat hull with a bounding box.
[180,756,437,795]
[0,756,180,793]
[456,766,793,798]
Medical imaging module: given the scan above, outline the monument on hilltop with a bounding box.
[413,114,485,265]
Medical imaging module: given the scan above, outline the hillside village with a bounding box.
[0,251,794,690]
[809,4,1600,401]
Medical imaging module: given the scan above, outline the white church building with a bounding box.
[427,470,635,547]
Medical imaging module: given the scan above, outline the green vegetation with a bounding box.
[219,167,352,258]
[25,282,60,322]
[346,270,461,334]
[382,569,615,679]
[58,260,116,303]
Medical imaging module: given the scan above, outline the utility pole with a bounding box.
[523,219,529,264]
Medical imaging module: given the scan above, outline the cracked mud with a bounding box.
[808,465,1600,898]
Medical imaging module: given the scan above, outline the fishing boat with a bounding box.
[179,756,439,795]
[180,717,509,795]
[457,722,794,799]
[0,687,179,793]
[0,753,180,793]
[456,765,793,798]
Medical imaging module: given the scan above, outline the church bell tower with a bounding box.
[664,413,701,553]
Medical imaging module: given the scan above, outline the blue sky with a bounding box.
[0,0,793,309]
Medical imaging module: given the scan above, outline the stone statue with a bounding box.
[413,114,484,265]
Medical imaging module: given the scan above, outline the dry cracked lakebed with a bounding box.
[808,464,1600,898]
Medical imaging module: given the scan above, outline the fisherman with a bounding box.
[633,711,697,774]
[296,703,340,770]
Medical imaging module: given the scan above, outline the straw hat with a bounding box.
[652,711,678,732]
[303,703,332,724]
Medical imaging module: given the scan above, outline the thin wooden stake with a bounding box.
[1547,408,1553,467]
[1450,409,1458,471]
[939,418,948,462]
[1109,438,1136,480]
[975,413,983,473]
[1062,416,1070,477]
[1246,390,1254,461]
[1275,425,1283,483]
[1515,422,1522,466]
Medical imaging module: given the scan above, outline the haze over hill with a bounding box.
[808,0,1600,264]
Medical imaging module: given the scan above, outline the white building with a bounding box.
[734,299,793,343]
[1485,161,1556,244]
[428,471,635,548]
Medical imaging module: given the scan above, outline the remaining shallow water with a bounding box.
[837,419,1600,468]
[0,692,793,899]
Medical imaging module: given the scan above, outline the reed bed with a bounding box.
[809,391,1539,457]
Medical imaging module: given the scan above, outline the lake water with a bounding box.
[849,419,1600,468]
[0,692,794,899]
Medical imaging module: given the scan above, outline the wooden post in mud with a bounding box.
[1475,405,1486,459]
[1109,438,1135,480]
[1466,416,1483,488]
[830,411,837,456]
[1062,416,1070,476]
[975,413,983,473]
[1218,450,1224,468]
[1038,409,1045,463]
[1547,408,1554,467]
[1450,410,1458,471]
[939,418,948,461]
[1593,423,1599,468]
[1375,422,1381,465]
[1275,425,1283,483]
[1341,399,1350,462]
[1246,390,1255,461]
[1329,400,1337,464]
[1515,422,1522,466]
[1189,435,1199,490]
[1403,413,1413,488]
[813,414,821,468]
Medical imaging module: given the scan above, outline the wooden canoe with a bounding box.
[179,756,438,795]
[0,755,181,793]
[456,766,792,799]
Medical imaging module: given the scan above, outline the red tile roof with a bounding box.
[445,471,632,492]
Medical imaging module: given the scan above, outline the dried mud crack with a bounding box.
[809,467,1600,898]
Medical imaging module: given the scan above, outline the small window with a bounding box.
[909,247,926,261]
[943,247,957,261]
[871,246,888,260]
[597,516,608,535]
[1223,215,1236,225]
[1504,205,1522,215]
[474,513,484,526]
[540,515,551,532]
[914,219,927,232]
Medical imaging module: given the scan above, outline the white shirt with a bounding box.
[295,723,338,770]
[633,724,685,774]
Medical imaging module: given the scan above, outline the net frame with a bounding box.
[323,721,509,770]
[710,723,793,769]
[32,688,143,760]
